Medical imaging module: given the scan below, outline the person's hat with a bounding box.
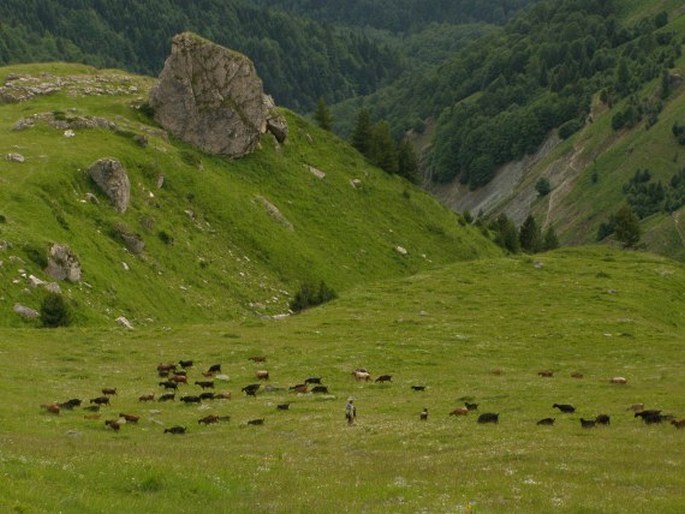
[347,397,354,401]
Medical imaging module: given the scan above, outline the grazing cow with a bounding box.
[249,356,267,362]
[105,419,121,431]
[158,369,170,378]
[634,409,662,419]
[58,398,82,410]
[610,376,628,384]
[138,393,155,402]
[420,408,429,421]
[199,392,216,401]
[304,377,322,385]
[464,402,479,411]
[352,370,371,382]
[164,425,186,434]
[553,403,576,413]
[242,383,261,396]
[247,418,265,426]
[411,385,426,391]
[449,407,469,416]
[477,413,499,424]
[179,360,194,369]
[215,392,232,400]
[311,385,329,394]
[277,403,290,410]
[159,381,178,390]
[180,395,201,404]
[670,418,685,429]
[636,410,665,424]
[538,370,554,377]
[195,380,215,390]
[170,374,188,384]
[119,413,140,423]
[158,393,176,402]
[570,372,584,379]
[157,363,176,373]
[198,415,220,425]
[289,384,308,394]
[375,375,392,383]
[595,414,611,426]
[41,403,60,415]
[537,417,555,426]
[90,396,111,406]
[207,364,222,374]
[256,370,270,380]
[102,388,117,396]
[580,418,596,428]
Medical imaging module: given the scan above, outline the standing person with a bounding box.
[345,397,356,425]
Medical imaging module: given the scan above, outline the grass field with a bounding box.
[1,246,683,513]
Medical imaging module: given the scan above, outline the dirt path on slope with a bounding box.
[543,143,585,231]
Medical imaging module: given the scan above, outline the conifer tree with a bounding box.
[351,108,372,157]
[613,205,641,249]
[397,139,419,184]
[314,96,332,131]
[542,226,560,251]
[369,121,398,174]
[519,215,542,253]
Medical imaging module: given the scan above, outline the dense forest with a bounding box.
[334,0,681,189]
[0,0,402,111]
[253,0,533,32]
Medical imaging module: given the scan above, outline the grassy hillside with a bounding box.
[0,62,500,328]
[0,246,683,512]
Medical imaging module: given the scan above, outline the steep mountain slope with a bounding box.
[0,62,500,328]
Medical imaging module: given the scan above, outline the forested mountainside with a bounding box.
[334,0,682,187]
[253,0,533,32]
[0,0,401,111]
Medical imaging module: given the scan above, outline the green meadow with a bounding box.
[1,246,683,513]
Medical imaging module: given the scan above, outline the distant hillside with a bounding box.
[430,2,685,262]
[0,62,500,328]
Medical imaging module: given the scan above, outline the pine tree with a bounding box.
[542,226,560,251]
[613,205,641,249]
[490,214,520,253]
[313,96,332,131]
[397,139,419,184]
[351,108,372,157]
[519,215,542,253]
[369,121,398,174]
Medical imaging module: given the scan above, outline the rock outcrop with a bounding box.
[149,32,287,158]
[45,244,81,282]
[88,158,131,213]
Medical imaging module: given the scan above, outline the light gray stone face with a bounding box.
[45,244,81,282]
[149,32,287,157]
[88,158,130,213]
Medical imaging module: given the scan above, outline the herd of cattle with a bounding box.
[40,360,685,433]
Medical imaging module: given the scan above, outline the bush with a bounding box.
[40,292,72,328]
[289,281,337,313]
[535,177,552,197]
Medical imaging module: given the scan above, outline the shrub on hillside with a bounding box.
[40,292,72,328]
[289,281,337,313]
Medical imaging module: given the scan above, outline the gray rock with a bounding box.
[14,303,39,320]
[45,244,81,282]
[149,32,286,157]
[5,152,25,162]
[88,158,130,213]
[115,316,134,329]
